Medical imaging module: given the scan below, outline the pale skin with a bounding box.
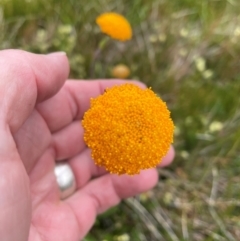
[0,50,175,241]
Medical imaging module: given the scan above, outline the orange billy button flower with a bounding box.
[96,12,132,41]
[82,83,174,175]
[111,64,131,79]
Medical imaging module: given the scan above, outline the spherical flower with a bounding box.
[82,84,174,175]
[96,12,132,41]
[111,64,131,79]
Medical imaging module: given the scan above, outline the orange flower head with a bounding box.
[111,64,131,79]
[82,84,174,175]
[96,12,132,41]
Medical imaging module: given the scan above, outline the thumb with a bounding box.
[0,125,31,241]
[0,49,69,240]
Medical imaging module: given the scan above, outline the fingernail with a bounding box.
[47,51,67,56]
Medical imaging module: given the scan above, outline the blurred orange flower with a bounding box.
[96,12,132,41]
[111,64,131,79]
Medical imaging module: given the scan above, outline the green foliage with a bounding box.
[1,0,240,240]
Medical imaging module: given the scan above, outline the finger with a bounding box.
[68,149,107,188]
[29,149,58,209]
[66,145,174,189]
[159,145,175,167]
[14,110,52,173]
[52,121,85,160]
[0,50,69,132]
[68,144,174,189]
[65,169,158,239]
[37,80,146,132]
[0,127,31,240]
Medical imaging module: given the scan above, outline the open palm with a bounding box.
[0,50,174,241]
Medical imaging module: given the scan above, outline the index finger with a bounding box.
[0,50,69,132]
[37,80,146,132]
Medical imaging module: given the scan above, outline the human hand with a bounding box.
[0,50,174,241]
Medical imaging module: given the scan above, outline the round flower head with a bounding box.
[111,64,131,79]
[82,84,174,175]
[96,12,132,41]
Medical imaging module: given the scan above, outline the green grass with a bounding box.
[1,0,240,240]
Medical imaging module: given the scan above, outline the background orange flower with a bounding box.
[96,12,132,41]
